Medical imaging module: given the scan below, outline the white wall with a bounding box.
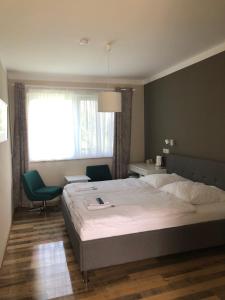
[0,61,12,266]
[8,79,144,186]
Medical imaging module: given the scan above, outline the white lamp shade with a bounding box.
[98,91,122,112]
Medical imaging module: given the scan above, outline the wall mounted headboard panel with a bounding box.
[167,154,225,191]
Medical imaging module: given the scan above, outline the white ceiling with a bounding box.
[1,0,225,82]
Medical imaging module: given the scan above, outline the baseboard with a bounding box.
[0,220,12,268]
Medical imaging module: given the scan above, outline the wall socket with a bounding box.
[163,148,170,154]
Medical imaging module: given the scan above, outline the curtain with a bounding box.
[12,83,29,207]
[112,88,133,179]
[27,88,114,161]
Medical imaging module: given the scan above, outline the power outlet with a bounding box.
[163,148,170,154]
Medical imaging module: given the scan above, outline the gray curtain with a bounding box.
[12,83,29,207]
[112,88,133,179]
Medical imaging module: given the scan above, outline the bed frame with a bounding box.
[62,154,225,286]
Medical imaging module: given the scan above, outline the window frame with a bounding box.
[26,87,115,162]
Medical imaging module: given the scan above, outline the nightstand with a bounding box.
[128,163,166,176]
[64,175,90,184]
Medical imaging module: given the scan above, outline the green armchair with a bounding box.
[22,170,62,211]
[86,164,112,182]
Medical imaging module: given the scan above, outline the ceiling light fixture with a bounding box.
[98,43,122,112]
[79,38,89,46]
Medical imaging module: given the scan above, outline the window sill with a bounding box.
[29,156,113,163]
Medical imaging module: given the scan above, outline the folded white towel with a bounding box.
[88,201,110,206]
[87,203,113,210]
[76,187,97,192]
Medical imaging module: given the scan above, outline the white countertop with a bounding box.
[129,163,166,176]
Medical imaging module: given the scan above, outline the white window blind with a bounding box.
[27,88,114,161]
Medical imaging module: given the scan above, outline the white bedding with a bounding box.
[63,178,225,241]
[65,178,149,197]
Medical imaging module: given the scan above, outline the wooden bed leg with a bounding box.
[82,271,89,290]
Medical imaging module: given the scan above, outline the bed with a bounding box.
[61,154,225,286]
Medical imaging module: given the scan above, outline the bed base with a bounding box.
[62,197,225,286]
[62,154,225,287]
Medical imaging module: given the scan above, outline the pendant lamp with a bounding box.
[98,43,122,112]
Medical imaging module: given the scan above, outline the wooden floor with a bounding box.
[1,209,225,300]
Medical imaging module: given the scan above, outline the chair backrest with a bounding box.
[86,164,112,181]
[22,170,45,201]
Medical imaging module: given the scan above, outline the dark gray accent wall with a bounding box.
[144,51,225,162]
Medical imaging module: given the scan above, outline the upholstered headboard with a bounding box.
[166,154,225,191]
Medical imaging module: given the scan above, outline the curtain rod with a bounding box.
[10,83,136,92]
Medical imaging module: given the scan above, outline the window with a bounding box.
[27,88,114,161]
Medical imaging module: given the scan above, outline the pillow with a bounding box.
[191,184,225,205]
[140,173,187,188]
[160,181,225,204]
[160,181,194,202]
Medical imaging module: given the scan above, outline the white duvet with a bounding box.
[64,179,196,240]
[71,190,196,225]
[64,178,149,197]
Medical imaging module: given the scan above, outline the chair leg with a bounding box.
[43,200,47,210]
[28,198,60,213]
[28,205,44,212]
[28,201,46,212]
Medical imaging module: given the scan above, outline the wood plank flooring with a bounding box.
[1,208,225,300]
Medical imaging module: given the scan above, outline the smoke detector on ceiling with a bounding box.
[79,38,89,46]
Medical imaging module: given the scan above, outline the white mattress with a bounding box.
[63,178,225,241]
